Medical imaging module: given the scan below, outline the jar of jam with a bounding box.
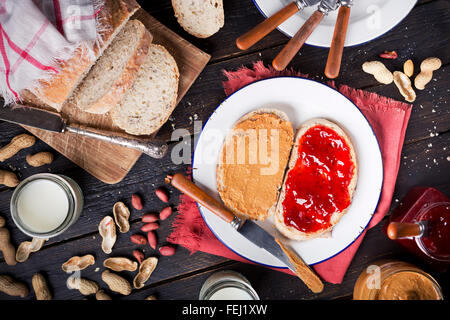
[384,187,450,272]
[353,260,443,300]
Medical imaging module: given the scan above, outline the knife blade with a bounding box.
[0,101,66,132]
[237,219,297,269]
[165,173,324,293]
[0,99,168,159]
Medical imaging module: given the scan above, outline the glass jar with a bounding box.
[384,187,450,271]
[353,260,443,300]
[11,173,83,239]
[199,270,260,300]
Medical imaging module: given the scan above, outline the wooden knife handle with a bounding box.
[275,239,324,293]
[324,6,351,79]
[272,10,324,71]
[236,2,299,50]
[387,222,423,239]
[165,173,237,224]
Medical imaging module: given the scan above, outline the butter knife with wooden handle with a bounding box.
[165,173,324,293]
[0,101,168,159]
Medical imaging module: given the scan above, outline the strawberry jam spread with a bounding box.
[282,125,356,233]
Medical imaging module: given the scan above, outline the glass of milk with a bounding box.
[199,270,259,300]
[10,173,83,238]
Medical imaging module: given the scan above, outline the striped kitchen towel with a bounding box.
[0,0,103,104]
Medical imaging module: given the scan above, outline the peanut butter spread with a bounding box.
[378,271,441,300]
[217,113,294,220]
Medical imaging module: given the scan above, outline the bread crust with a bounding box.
[274,118,358,240]
[216,109,294,221]
[148,45,180,135]
[81,25,153,114]
[28,0,140,111]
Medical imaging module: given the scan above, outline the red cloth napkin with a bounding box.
[168,61,412,284]
[0,0,102,103]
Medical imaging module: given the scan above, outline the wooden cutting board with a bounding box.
[25,9,210,184]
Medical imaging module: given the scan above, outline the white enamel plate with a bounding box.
[253,0,417,47]
[192,77,383,267]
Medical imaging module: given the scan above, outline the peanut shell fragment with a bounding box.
[414,57,441,90]
[113,202,130,233]
[62,254,95,273]
[16,238,47,263]
[0,275,29,297]
[133,257,158,289]
[0,227,17,266]
[0,169,19,187]
[393,71,416,102]
[362,61,393,84]
[103,257,138,272]
[99,216,116,254]
[0,134,36,162]
[101,270,132,295]
[32,273,52,300]
[67,277,99,295]
[26,152,54,167]
[95,290,112,300]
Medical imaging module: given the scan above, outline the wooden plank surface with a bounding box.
[26,10,210,184]
[0,0,449,300]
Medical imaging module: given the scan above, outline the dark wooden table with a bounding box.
[0,0,448,300]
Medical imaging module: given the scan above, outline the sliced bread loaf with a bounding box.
[216,109,294,221]
[72,20,153,114]
[111,44,179,135]
[274,118,358,240]
[172,0,224,38]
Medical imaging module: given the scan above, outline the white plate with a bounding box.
[252,0,417,47]
[192,77,383,267]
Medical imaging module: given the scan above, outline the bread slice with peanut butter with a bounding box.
[216,109,294,221]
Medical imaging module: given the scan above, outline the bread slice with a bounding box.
[111,44,179,135]
[172,0,224,38]
[217,109,294,221]
[274,118,358,240]
[26,0,141,111]
[72,20,152,114]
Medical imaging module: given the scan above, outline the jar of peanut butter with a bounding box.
[353,260,443,300]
